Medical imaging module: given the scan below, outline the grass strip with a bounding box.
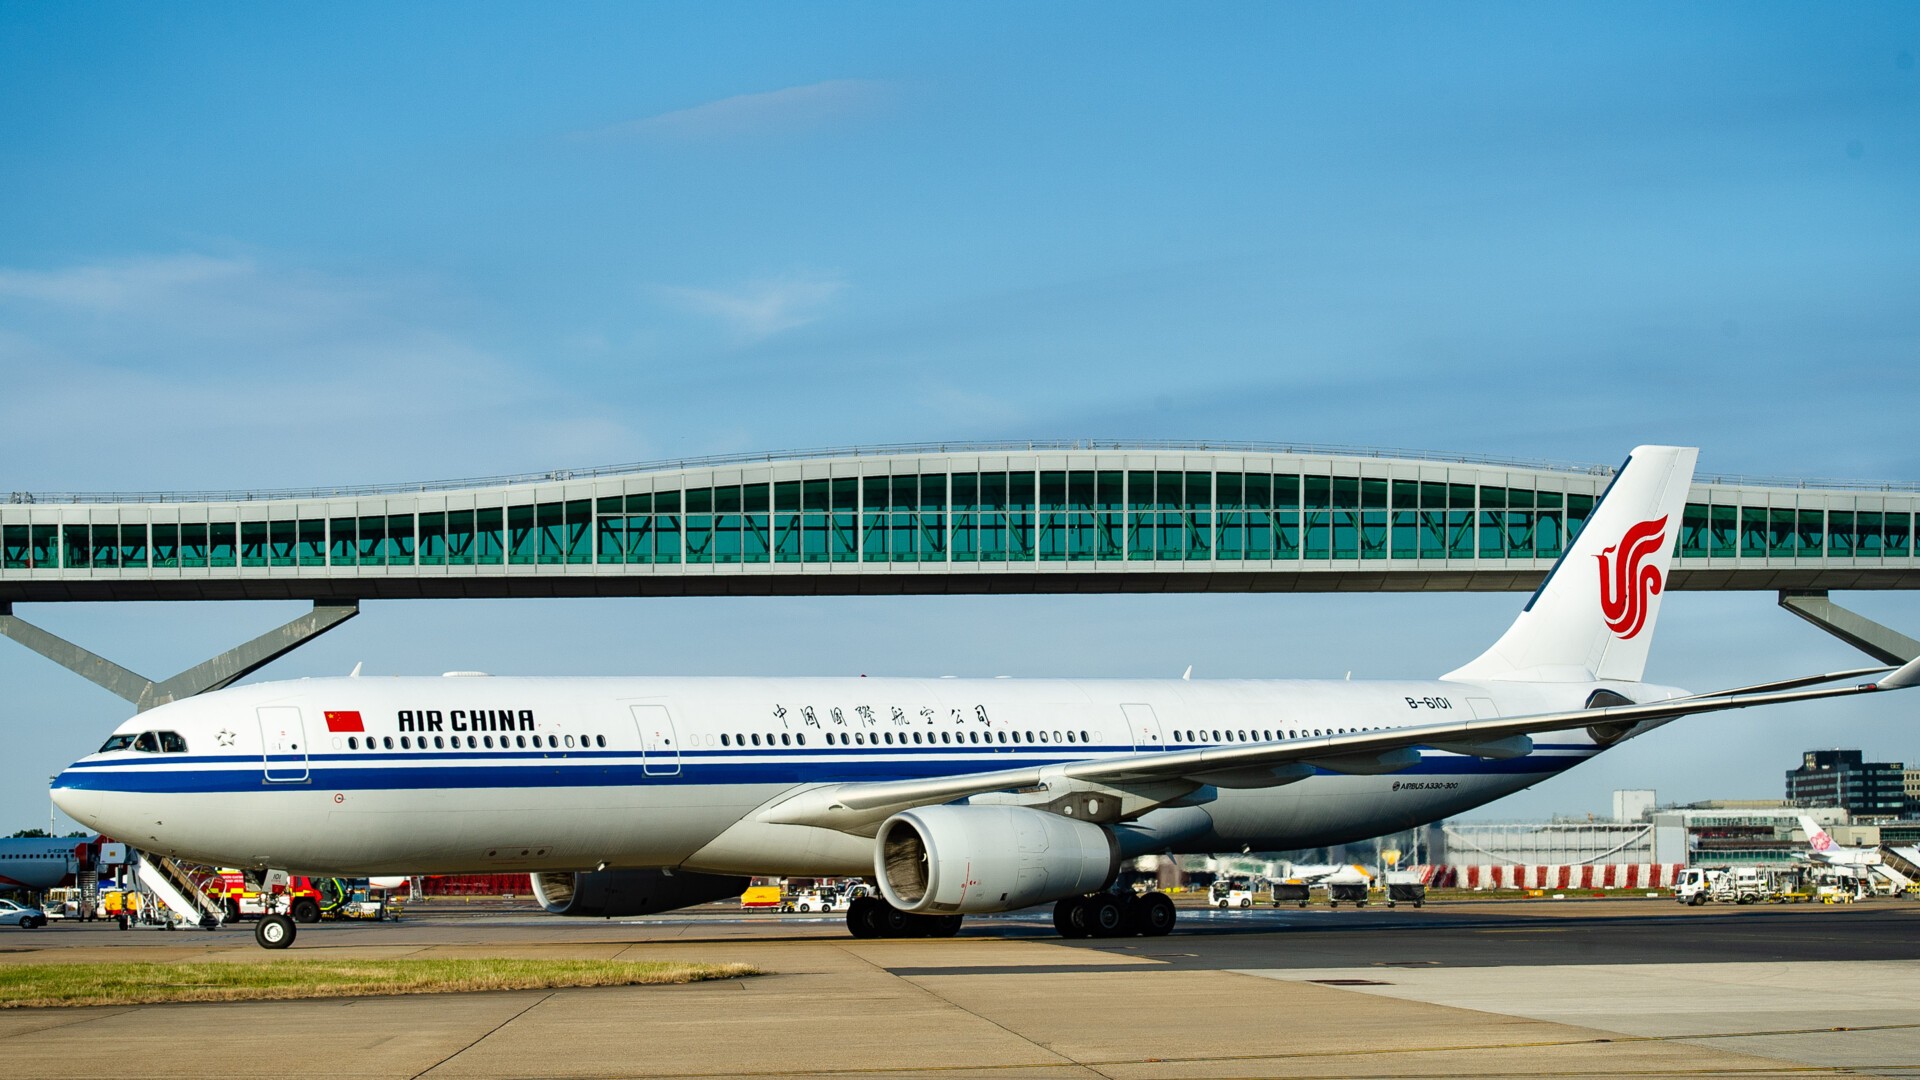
[0,958,759,1008]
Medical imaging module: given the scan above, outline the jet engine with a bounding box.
[530,868,750,918]
[875,804,1119,914]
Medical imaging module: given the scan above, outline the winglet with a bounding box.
[1876,654,1920,690]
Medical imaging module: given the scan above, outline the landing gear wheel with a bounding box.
[846,897,885,938]
[256,914,295,949]
[1137,892,1177,937]
[1054,897,1091,939]
[1085,894,1127,938]
[291,898,321,924]
[879,905,917,937]
[924,914,964,938]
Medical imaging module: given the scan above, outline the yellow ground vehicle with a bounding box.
[740,885,784,910]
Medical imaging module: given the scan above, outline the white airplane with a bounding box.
[0,835,95,893]
[1797,815,1883,869]
[48,446,1920,948]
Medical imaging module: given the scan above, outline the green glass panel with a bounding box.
[1537,491,1562,510]
[1009,472,1035,512]
[1217,473,1244,511]
[151,524,178,568]
[91,525,119,568]
[1360,510,1387,559]
[180,523,209,568]
[626,514,653,563]
[1127,471,1154,510]
[299,519,326,566]
[1061,471,1090,512]
[1304,476,1331,511]
[830,512,858,561]
[268,520,296,567]
[801,478,828,512]
[1186,510,1210,559]
[744,514,770,562]
[1421,481,1447,509]
[357,515,386,566]
[63,525,89,568]
[1154,471,1181,511]
[952,473,979,512]
[978,513,1007,560]
[1855,512,1883,557]
[31,524,56,568]
[420,513,448,566]
[1480,486,1506,510]
[653,507,681,563]
[1095,512,1121,560]
[1390,509,1418,559]
[1886,514,1912,557]
[1536,511,1564,558]
[1038,471,1066,512]
[1447,510,1474,558]
[387,514,415,565]
[1451,483,1477,510]
[1332,477,1359,510]
[1768,508,1796,557]
[863,476,889,513]
[714,514,742,563]
[1157,511,1183,560]
[1039,512,1067,560]
[831,478,857,512]
[475,507,504,565]
[1273,512,1300,558]
[1304,511,1331,559]
[773,513,801,562]
[1217,511,1244,559]
[208,522,236,568]
[744,483,769,513]
[1827,511,1854,557]
[118,524,147,568]
[774,481,800,513]
[1361,478,1387,509]
[713,486,740,515]
[1566,494,1594,540]
[508,505,536,565]
[1796,510,1823,558]
[802,513,829,562]
[536,503,564,565]
[685,488,712,514]
[1505,509,1535,558]
[919,513,945,560]
[1478,509,1504,558]
[862,512,888,561]
[921,474,946,511]
[1418,510,1447,558]
[684,514,714,563]
[1332,511,1359,559]
[1126,512,1152,560]
[448,510,478,565]
[1009,511,1035,560]
[595,510,623,564]
[1187,472,1211,510]
[950,512,977,562]
[891,475,918,512]
[1247,474,1273,510]
[563,500,591,564]
[1,525,26,569]
[1740,506,1768,557]
[240,521,269,567]
[1066,511,1095,559]
[1710,505,1737,558]
[1245,510,1272,558]
[890,513,916,561]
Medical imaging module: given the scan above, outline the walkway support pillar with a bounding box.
[1777,591,1920,666]
[0,601,360,712]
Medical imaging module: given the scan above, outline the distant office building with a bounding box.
[1786,749,1908,820]
[1613,789,1656,823]
[1907,769,1920,817]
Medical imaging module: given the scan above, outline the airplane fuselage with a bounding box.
[52,673,1679,877]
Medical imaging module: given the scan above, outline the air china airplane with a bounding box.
[49,447,1920,948]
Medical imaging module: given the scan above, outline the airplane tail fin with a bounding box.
[1800,815,1839,853]
[1444,445,1698,684]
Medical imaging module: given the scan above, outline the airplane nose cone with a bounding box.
[50,774,105,832]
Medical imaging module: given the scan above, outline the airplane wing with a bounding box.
[762,656,1920,832]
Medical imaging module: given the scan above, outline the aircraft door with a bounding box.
[630,704,682,777]
[1121,703,1164,752]
[256,706,309,783]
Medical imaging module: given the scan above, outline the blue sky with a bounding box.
[1,4,1916,834]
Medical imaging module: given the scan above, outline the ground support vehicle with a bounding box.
[1209,877,1257,909]
[1674,868,1725,906]
[1386,881,1427,908]
[0,898,48,929]
[786,888,838,913]
[740,884,785,911]
[1327,882,1369,908]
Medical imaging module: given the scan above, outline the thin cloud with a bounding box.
[656,273,847,339]
[576,79,891,141]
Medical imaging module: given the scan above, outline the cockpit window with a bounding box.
[158,731,188,753]
[98,734,136,753]
[132,732,160,753]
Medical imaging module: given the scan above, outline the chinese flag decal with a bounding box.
[324,710,365,733]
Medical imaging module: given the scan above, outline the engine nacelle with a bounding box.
[875,804,1119,914]
[530,869,750,918]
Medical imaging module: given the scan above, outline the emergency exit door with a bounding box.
[630,704,681,777]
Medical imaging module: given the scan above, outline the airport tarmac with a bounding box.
[4,900,1919,1078]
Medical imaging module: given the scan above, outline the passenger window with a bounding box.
[721,734,730,747]
[517,735,526,748]
[348,737,359,750]
[781,733,791,746]
[1081,730,1090,744]
[133,732,159,753]
[399,736,410,750]
[596,735,605,748]
[383,737,394,750]
[468,735,478,749]
[797,734,806,746]
[435,736,445,749]
[483,736,494,749]
[564,734,575,748]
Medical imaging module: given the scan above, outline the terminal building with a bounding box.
[1786,749,1913,821]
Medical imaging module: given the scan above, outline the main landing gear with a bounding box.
[845,896,964,938]
[1053,892,1176,939]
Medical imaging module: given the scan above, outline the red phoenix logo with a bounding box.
[1595,515,1668,640]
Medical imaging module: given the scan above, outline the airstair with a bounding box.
[1882,847,1920,888]
[131,852,224,928]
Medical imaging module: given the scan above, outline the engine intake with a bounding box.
[530,869,750,918]
[876,804,1119,914]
